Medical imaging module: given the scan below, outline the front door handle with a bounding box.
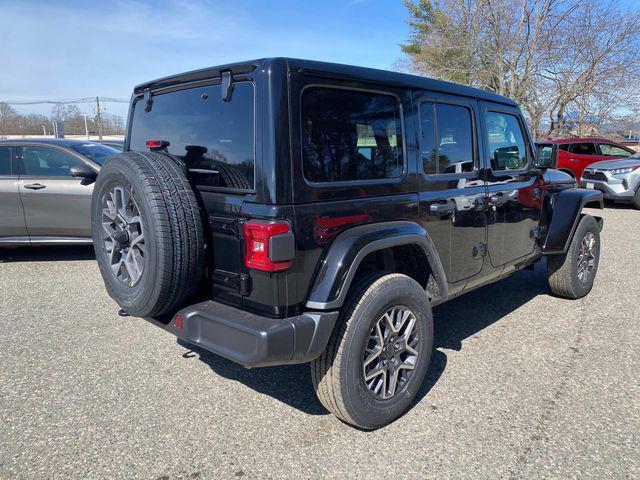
[430,200,456,215]
[24,183,46,190]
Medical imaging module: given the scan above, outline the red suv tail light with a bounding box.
[243,220,293,272]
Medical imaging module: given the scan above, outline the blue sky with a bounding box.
[0,0,411,119]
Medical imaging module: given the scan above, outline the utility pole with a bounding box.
[95,96,103,140]
[80,113,89,140]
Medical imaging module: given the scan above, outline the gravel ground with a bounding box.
[1,206,638,479]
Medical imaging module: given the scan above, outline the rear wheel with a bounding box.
[547,215,600,299]
[311,273,433,429]
[92,151,204,317]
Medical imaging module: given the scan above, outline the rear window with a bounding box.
[301,87,403,183]
[129,82,255,190]
[69,143,119,166]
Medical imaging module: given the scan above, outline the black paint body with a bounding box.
[126,58,603,323]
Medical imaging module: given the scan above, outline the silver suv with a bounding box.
[581,152,640,209]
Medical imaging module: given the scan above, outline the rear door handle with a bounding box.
[24,183,46,190]
[430,200,456,215]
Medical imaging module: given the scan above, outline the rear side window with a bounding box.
[129,82,255,190]
[486,111,529,171]
[598,143,630,157]
[568,143,596,155]
[0,147,11,175]
[301,87,403,183]
[420,102,475,174]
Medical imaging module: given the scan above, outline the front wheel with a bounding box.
[547,215,600,299]
[311,273,433,429]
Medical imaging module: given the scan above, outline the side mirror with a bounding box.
[69,164,97,180]
[534,142,557,169]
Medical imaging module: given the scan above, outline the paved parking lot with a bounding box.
[1,206,639,479]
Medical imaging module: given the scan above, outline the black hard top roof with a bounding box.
[134,57,517,107]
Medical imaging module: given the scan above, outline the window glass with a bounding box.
[598,143,631,157]
[420,102,437,174]
[69,143,119,166]
[20,146,83,176]
[420,102,474,174]
[558,144,569,151]
[435,104,474,174]
[302,87,403,182]
[568,143,596,155]
[486,111,529,171]
[129,82,255,190]
[0,147,11,175]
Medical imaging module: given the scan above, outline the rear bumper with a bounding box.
[146,301,339,368]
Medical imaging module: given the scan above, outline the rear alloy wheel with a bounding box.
[363,306,420,399]
[311,273,433,429]
[547,215,600,299]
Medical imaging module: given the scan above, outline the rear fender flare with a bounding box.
[543,188,603,255]
[305,221,448,310]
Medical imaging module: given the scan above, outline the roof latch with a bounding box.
[221,70,234,102]
[144,88,154,112]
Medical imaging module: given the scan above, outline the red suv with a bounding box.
[550,138,635,181]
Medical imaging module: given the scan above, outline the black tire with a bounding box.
[212,161,251,190]
[91,151,204,317]
[633,186,640,210]
[311,273,433,429]
[547,215,600,299]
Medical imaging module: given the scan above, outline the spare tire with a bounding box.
[91,151,205,317]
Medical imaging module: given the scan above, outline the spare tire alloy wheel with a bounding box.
[363,306,419,399]
[101,185,146,286]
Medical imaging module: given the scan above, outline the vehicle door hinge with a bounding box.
[472,243,488,258]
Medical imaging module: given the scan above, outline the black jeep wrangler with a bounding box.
[92,58,603,429]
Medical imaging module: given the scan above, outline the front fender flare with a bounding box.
[543,188,603,255]
[305,221,448,310]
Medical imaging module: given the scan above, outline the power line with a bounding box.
[3,97,129,105]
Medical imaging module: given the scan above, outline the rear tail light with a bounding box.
[243,220,292,272]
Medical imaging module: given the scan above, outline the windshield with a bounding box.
[70,143,119,166]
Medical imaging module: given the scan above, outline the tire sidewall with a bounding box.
[92,158,161,316]
[341,275,433,428]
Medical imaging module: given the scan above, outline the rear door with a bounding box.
[0,145,28,242]
[16,145,95,240]
[417,94,487,284]
[481,103,540,267]
[566,142,599,180]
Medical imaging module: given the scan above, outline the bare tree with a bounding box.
[400,0,640,139]
[0,102,18,135]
